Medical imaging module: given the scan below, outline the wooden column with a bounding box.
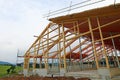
[88,18,99,69]
[76,21,80,34]
[62,23,67,71]
[37,40,42,69]
[73,22,76,34]
[45,28,49,70]
[24,56,30,69]
[97,17,110,68]
[42,38,45,68]
[33,45,37,69]
[58,25,61,69]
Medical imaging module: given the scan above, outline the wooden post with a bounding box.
[42,38,45,69]
[62,23,67,71]
[33,45,37,69]
[58,25,61,69]
[88,18,99,69]
[24,56,30,69]
[73,22,76,34]
[76,21,80,34]
[37,40,41,69]
[45,28,49,70]
[97,17,110,68]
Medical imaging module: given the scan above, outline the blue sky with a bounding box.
[0,0,120,64]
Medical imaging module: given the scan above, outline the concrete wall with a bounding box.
[23,67,120,80]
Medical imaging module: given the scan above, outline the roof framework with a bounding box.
[24,3,120,75]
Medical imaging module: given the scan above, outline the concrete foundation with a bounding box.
[24,69,47,77]
[23,68,120,80]
[65,70,101,80]
[98,68,111,80]
[32,69,37,75]
[23,69,29,77]
[60,68,66,76]
[32,69,47,76]
[39,69,47,76]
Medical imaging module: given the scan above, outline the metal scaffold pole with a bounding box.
[78,37,84,70]
[110,32,120,68]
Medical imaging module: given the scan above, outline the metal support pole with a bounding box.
[52,58,54,68]
[110,32,120,68]
[99,45,103,67]
[111,49,117,67]
[78,37,84,70]
[68,45,72,72]
[76,20,84,70]
[69,45,72,65]
[91,40,97,69]
[114,0,116,7]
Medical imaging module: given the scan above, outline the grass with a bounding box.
[0,65,10,77]
[0,65,23,78]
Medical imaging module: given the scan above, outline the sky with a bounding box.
[0,0,120,64]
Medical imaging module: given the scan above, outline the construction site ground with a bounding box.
[0,75,90,80]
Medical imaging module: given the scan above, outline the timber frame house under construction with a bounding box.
[23,3,120,80]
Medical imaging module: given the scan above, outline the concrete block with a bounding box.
[39,69,47,77]
[32,69,37,75]
[98,68,111,80]
[60,68,66,76]
[23,69,29,77]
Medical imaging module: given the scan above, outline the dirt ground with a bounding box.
[0,76,90,80]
